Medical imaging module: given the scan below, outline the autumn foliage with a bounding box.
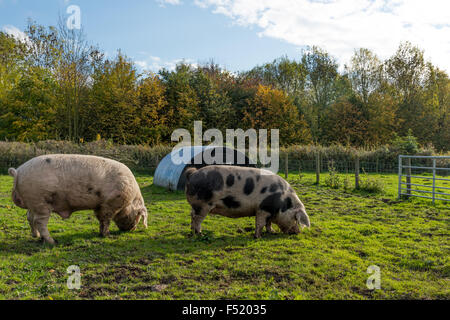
[0,23,449,150]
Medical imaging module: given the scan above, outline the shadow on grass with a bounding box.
[140,184,186,203]
[0,228,291,263]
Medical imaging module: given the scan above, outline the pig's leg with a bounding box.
[265,219,275,234]
[94,207,113,237]
[255,211,271,238]
[27,210,40,238]
[33,212,55,244]
[190,205,210,234]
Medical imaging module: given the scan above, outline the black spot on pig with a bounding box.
[244,178,255,195]
[282,197,293,212]
[259,193,293,216]
[261,187,267,194]
[222,196,240,209]
[95,191,101,197]
[226,174,235,187]
[192,204,203,215]
[186,170,224,201]
[269,183,278,192]
[46,158,51,163]
[87,187,93,193]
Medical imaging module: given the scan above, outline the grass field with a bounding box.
[0,171,448,300]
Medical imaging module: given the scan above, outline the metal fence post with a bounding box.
[432,158,436,205]
[396,155,449,203]
[355,157,360,190]
[398,155,402,200]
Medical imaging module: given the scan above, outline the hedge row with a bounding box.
[0,140,448,174]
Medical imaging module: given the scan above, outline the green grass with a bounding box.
[0,172,448,300]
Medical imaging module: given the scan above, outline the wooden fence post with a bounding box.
[398,155,402,200]
[298,159,302,178]
[285,153,289,179]
[355,157,360,189]
[406,158,412,198]
[315,152,320,185]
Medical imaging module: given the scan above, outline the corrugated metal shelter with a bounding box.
[154,146,254,191]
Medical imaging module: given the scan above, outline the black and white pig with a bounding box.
[184,165,310,238]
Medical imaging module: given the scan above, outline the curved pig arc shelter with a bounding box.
[153,146,254,191]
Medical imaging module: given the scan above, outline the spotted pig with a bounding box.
[8,154,148,244]
[184,165,310,238]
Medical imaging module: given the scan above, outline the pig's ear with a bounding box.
[138,209,148,228]
[141,210,148,228]
[184,167,197,181]
[8,168,17,178]
[295,208,310,228]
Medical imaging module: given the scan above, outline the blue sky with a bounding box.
[1,0,449,72]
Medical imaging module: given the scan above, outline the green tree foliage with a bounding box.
[0,21,449,151]
[0,32,26,101]
[346,48,382,105]
[189,65,234,132]
[302,46,339,142]
[137,73,169,144]
[0,66,59,141]
[322,97,368,146]
[243,85,312,145]
[159,64,200,135]
[244,56,307,100]
[86,53,140,143]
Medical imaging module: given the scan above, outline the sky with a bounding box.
[1,0,449,73]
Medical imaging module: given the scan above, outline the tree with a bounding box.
[86,53,139,143]
[54,17,103,141]
[366,89,398,146]
[385,42,430,139]
[346,48,382,105]
[244,56,307,98]
[424,64,450,150]
[159,63,200,135]
[0,32,26,100]
[137,73,169,144]
[322,97,368,146]
[0,66,59,141]
[301,46,339,142]
[189,66,234,132]
[243,84,311,145]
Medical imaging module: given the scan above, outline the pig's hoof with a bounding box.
[40,237,57,245]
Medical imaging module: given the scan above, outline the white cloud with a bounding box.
[2,25,29,43]
[194,0,450,72]
[157,0,182,6]
[135,54,198,72]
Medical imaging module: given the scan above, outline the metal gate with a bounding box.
[398,155,450,204]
